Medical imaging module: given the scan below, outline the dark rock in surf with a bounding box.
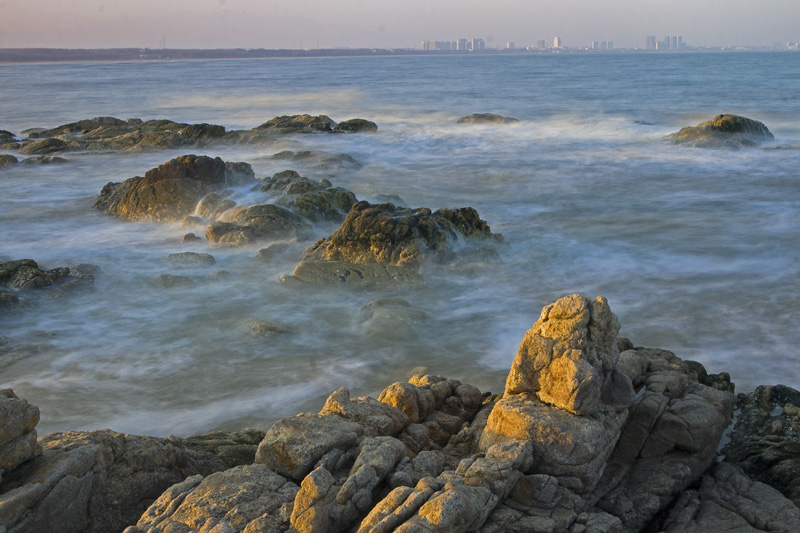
[0,259,71,289]
[94,155,255,222]
[670,114,774,148]
[0,154,19,166]
[261,170,357,223]
[457,113,520,125]
[18,137,69,155]
[0,129,16,142]
[177,123,226,140]
[19,156,69,165]
[333,118,379,133]
[302,201,503,269]
[166,252,215,266]
[154,273,195,288]
[287,260,424,287]
[256,114,336,133]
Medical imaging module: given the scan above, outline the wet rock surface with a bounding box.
[2,295,797,532]
[670,114,774,148]
[94,154,255,222]
[456,113,520,125]
[303,201,503,269]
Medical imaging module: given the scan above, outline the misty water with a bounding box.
[1,52,799,437]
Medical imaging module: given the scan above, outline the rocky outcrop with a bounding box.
[457,113,520,125]
[18,138,69,155]
[670,114,774,148]
[261,170,358,223]
[256,114,337,133]
[333,118,379,133]
[0,154,18,166]
[0,390,40,484]
[0,260,94,313]
[19,156,69,165]
[94,154,255,222]
[721,384,800,507]
[303,201,503,269]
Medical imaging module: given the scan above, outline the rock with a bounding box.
[182,428,266,470]
[255,242,291,262]
[0,259,72,289]
[127,465,298,533]
[320,387,409,437]
[182,232,202,243]
[303,201,503,269]
[656,462,800,532]
[94,155,255,222]
[166,251,215,266]
[195,191,236,219]
[457,113,520,125]
[254,415,365,480]
[333,118,379,133]
[19,156,69,165]
[503,294,635,415]
[0,154,18,166]
[260,170,358,223]
[205,203,310,245]
[177,123,226,140]
[0,129,15,142]
[18,137,69,155]
[0,389,41,483]
[246,320,291,338]
[153,273,195,288]
[288,260,424,287]
[0,429,233,533]
[354,298,429,340]
[670,114,774,148]
[256,114,337,133]
[720,384,800,507]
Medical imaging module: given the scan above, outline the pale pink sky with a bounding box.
[1,0,797,49]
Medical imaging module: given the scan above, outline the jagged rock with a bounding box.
[0,259,70,289]
[0,129,16,142]
[0,429,233,533]
[125,464,298,533]
[254,415,365,480]
[457,113,520,125]
[670,114,774,148]
[288,260,424,287]
[303,201,503,269]
[206,203,311,245]
[94,155,255,222]
[261,170,358,223]
[721,384,800,507]
[0,154,19,166]
[177,123,226,140]
[320,387,409,437]
[503,294,635,415]
[195,191,236,220]
[0,390,41,483]
[257,114,337,133]
[166,251,215,266]
[333,118,379,133]
[18,137,69,155]
[656,462,800,532]
[354,298,429,340]
[182,429,266,469]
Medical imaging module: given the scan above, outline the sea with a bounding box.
[1,52,798,437]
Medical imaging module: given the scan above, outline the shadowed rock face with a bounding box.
[94,154,255,222]
[302,201,503,269]
[670,114,774,148]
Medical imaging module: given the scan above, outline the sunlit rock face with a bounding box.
[503,294,635,415]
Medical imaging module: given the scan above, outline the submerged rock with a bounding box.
[19,156,69,165]
[206,203,311,245]
[166,251,215,266]
[457,113,520,125]
[303,201,503,269]
[94,154,255,222]
[287,260,424,287]
[670,114,774,148]
[354,298,429,340]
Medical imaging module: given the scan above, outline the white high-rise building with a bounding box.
[554,37,562,48]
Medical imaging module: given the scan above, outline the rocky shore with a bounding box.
[1,295,799,532]
[1,113,793,531]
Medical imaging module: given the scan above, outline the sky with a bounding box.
[1,0,797,50]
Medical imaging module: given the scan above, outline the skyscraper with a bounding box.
[646,36,656,50]
[554,37,562,48]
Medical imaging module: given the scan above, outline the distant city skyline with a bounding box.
[1,1,798,50]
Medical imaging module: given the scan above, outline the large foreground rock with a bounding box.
[0,390,40,484]
[670,114,774,148]
[303,201,503,269]
[94,154,255,222]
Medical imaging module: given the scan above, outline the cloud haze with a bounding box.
[1,0,797,49]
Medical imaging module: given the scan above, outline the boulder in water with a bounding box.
[256,114,336,133]
[0,154,19,166]
[333,118,379,133]
[670,114,774,148]
[457,113,520,125]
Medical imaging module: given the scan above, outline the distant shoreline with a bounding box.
[0,46,790,64]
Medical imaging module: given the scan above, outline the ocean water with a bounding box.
[1,52,798,437]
